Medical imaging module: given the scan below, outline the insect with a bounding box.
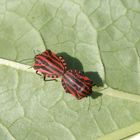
[33,49,67,81]
[61,69,93,99]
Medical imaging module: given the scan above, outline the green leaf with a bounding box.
[0,0,140,140]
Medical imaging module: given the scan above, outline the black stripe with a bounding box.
[66,73,88,90]
[34,65,61,76]
[41,54,64,71]
[63,75,82,95]
[66,72,84,87]
[44,50,52,56]
[63,76,90,98]
[63,75,75,87]
[65,73,91,95]
[36,57,62,74]
[34,65,53,73]
[35,57,49,65]
[50,54,67,70]
[43,51,63,67]
[64,80,78,98]
[51,55,67,69]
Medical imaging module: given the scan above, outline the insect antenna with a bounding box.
[98,96,102,111]
[17,49,42,63]
[96,87,108,111]
[18,58,34,63]
[87,95,103,111]
[28,66,33,69]
[33,50,41,55]
[88,96,91,111]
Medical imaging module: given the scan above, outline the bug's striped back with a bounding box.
[62,70,93,99]
[33,50,67,78]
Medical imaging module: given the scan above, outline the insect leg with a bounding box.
[43,76,57,82]
[28,66,33,69]
[36,71,42,76]
[44,74,58,82]
[88,96,91,111]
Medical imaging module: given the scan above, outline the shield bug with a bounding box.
[61,69,93,99]
[33,49,67,81]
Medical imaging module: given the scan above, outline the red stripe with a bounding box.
[43,52,64,70]
[38,55,63,74]
[35,58,60,75]
[69,70,92,87]
[34,63,61,75]
[43,54,64,70]
[34,59,53,75]
[81,76,93,86]
[66,86,78,98]
[62,78,79,98]
[65,73,90,94]
[34,64,53,75]
[69,72,92,91]
[37,68,52,75]
[63,75,89,97]
[36,56,63,75]
[42,50,65,70]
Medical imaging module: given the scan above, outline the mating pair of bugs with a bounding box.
[33,50,94,100]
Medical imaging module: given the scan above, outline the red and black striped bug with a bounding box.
[33,49,67,81]
[61,69,93,99]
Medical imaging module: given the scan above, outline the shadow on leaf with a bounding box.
[57,52,104,100]
[90,91,103,99]
[57,52,83,70]
[85,71,104,87]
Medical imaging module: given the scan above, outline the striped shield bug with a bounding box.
[33,49,67,81]
[61,70,93,99]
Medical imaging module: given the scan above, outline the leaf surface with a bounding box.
[0,0,140,140]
